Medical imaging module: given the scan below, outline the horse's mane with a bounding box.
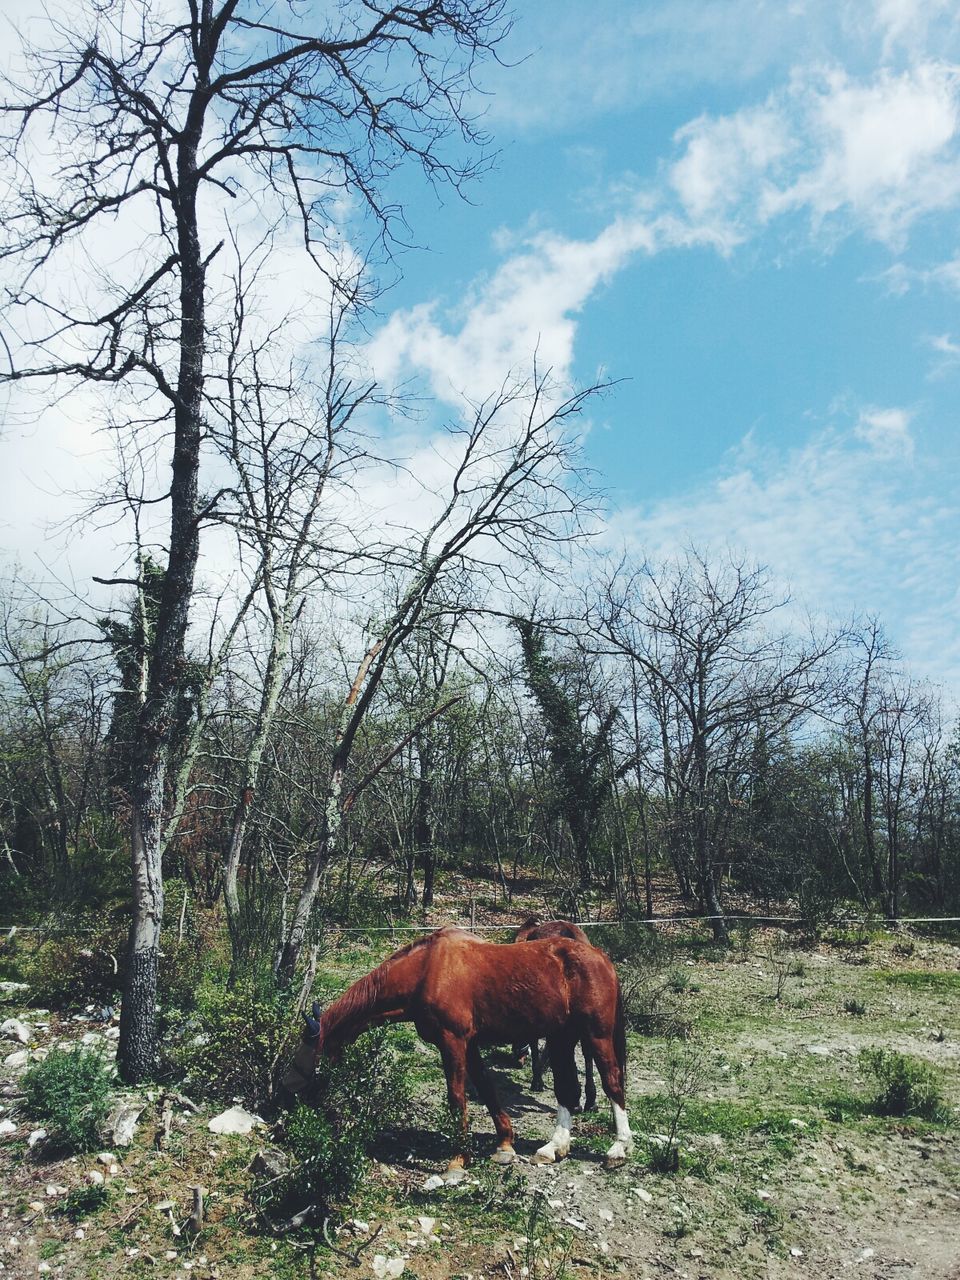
[323,933,438,1033]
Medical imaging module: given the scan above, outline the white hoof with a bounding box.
[533,1143,558,1165]
[604,1139,632,1169]
[490,1147,516,1165]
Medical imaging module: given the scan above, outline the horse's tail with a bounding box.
[614,980,627,1074]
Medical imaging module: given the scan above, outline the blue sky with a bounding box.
[3,0,960,690]
[359,0,960,688]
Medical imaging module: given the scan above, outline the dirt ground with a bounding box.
[1,925,958,1280]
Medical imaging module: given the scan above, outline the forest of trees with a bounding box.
[3,547,958,951]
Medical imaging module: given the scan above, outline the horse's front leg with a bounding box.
[466,1040,516,1164]
[438,1035,471,1171]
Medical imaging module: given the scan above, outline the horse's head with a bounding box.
[281,1000,325,1096]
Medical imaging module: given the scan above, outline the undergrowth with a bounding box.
[22,1045,114,1154]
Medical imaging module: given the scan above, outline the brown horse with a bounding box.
[284,926,632,1171]
[512,917,597,1112]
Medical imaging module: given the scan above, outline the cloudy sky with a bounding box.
[364,0,960,687]
[4,0,960,687]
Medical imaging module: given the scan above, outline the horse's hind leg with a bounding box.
[585,1033,633,1167]
[465,1040,516,1164]
[579,1040,598,1113]
[533,1033,579,1164]
[531,1038,547,1092]
[438,1034,471,1171]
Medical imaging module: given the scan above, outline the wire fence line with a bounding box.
[4,913,960,935]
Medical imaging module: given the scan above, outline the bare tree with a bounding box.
[206,253,378,971]
[277,370,598,978]
[594,550,837,943]
[1,0,510,1079]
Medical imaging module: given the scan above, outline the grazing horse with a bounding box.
[512,917,597,1112]
[283,926,632,1171]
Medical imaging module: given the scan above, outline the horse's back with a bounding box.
[417,931,617,1044]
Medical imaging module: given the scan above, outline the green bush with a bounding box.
[25,928,125,1009]
[167,977,291,1108]
[860,1049,946,1120]
[265,1026,413,1221]
[62,1183,110,1221]
[22,1046,113,1153]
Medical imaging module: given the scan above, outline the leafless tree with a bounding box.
[277,369,599,978]
[593,550,838,943]
[1,0,510,1079]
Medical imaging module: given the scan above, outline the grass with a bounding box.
[879,970,960,996]
[3,920,958,1280]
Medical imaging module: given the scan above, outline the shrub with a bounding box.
[22,1046,113,1153]
[844,999,867,1017]
[166,977,291,1108]
[263,1026,413,1221]
[860,1049,946,1120]
[25,927,125,1009]
[62,1183,110,1221]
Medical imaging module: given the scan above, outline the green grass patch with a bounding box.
[878,970,960,996]
[62,1182,111,1221]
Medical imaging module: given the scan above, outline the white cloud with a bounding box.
[366,219,657,403]
[609,412,960,686]
[854,406,915,457]
[670,106,793,223]
[670,63,960,245]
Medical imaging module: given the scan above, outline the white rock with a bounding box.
[632,1187,653,1203]
[3,1050,29,1071]
[372,1256,406,1279]
[0,1120,16,1136]
[44,1185,67,1197]
[74,1229,85,1240]
[805,1045,831,1057]
[756,1190,773,1201]
[103,1027,120,1041]
[109,1100,145,1147]
[421,1174,445,1192]
[598,1208,613,1222]
[417,1216,435,1236]
[858,1249,875,1261]
[1,1019,31,1045]
[96,1152,116,1166]
[791,1248,804,1258]
[207,1106,265,1136]
[563,1216,589,1232]
[38,1263,52,1274]
[789,1119,807,1128]
[27,1128,47,1148]
[165,1252,178,1261]
[87,1171,105,1186]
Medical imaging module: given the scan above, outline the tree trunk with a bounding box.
[223,616,290,969]
[118,774,165,1079]
[118,105,207,1081]
[414,734,435,907]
